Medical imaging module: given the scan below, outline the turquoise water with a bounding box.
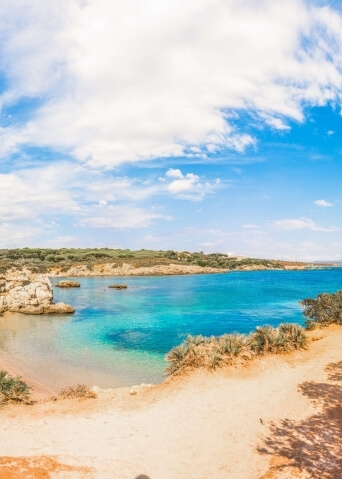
[0,269,341,389]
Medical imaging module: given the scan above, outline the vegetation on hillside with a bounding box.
[0,247,305,274]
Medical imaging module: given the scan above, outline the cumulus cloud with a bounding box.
[272,217,338,232]
[0,1,342,166]
[314,199,333,207]
[163,168,221,200]
[165,169,184,179]
[0,163,175,246]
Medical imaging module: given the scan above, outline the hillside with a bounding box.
[0,248,310,276]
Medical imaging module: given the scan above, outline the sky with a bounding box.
[0,0,341,261]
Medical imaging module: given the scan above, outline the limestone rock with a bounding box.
[56,280,81,288]
[43,302,75,314]
[0,268,74,315]
[108,284,128,289]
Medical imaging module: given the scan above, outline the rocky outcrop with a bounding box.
[49,263,224,277]
[56,280,80,288]
[108,284,128,289]
[0,269,74,315]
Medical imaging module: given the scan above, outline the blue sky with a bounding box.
[0,0,341,260]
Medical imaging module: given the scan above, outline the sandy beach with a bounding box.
[0,325,341,479]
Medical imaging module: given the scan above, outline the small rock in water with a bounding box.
[56,280,80,288]
[108,284,128,289]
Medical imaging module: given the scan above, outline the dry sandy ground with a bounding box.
[0,326,341,479]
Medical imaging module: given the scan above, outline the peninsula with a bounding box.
[0,247,318,278]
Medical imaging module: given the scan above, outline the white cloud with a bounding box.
[162,169,221,200]
[272,217,338,232]
[0,163,175,246]
[0,1,341,166]
[263,116,291,130]
[168,173,200,193]
[314,199,333,207]
[0,163,79,221]
[79,205,168,229]
[165,169,184,179]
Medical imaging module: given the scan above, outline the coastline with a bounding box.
[0,350,56,400]
[0,318,340,399]
[1,325,341,478]
[47,262,316,277]
[1,268,341,400]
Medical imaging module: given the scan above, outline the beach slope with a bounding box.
[0,326,341,479]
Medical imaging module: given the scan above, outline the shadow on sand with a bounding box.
[258,360,342,479]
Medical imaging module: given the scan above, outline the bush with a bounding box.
[166,323,308,376]
[300,290,342,329]
[216,333,246,356]
[250,325,279,354]
[0,370,31,404]
[59,384,97,399]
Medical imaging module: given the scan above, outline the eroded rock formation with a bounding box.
[0,269,74,315]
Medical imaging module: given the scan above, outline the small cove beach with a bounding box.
[0,269,341,396]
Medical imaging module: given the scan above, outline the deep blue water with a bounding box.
[0,269,341,389]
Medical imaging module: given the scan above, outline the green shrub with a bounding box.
[300,290,342,328]
[278,323,308,350]
[250,325,279,354]
[0,370,31,404]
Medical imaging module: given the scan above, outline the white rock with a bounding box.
[0,268,74,315]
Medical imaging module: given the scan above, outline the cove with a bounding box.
[0,269,341,391]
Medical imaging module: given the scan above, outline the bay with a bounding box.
[0,269,341,390]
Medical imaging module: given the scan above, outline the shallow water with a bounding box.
[0,269,341,390]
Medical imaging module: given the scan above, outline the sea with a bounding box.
[0,269,341,391]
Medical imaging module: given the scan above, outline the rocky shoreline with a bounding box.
[0,269,74,315]
[48,262,309,277]
[0,263,313,315]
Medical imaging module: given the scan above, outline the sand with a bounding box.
[0,326,341,479]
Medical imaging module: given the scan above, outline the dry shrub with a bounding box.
[166,323,308,376]
[0,370,31,405]
[59,384,97,399]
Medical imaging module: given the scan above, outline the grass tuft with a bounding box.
[166,323,308,376]
[0,370,31,405]
[58,384,97,399]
